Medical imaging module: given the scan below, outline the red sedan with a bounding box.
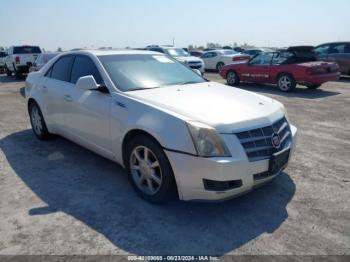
[220,47,340,92]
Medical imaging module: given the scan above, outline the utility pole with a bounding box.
[172,37,175,46]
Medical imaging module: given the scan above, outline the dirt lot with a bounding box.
[0,73,349,256]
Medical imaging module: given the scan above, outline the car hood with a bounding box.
[175,56,203,63]
[126,82,285,133]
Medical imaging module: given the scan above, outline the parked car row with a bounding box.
[0,45,60,78]
[220,46,341,92]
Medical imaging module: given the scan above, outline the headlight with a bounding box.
[186,121,231,157]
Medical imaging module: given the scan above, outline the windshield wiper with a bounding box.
[177,81,201,85]
[126,87,156,92]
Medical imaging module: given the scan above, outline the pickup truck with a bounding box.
[4,45,42,78]
[0,51,6,74]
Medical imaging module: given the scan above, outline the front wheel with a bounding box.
[29,102,51,140]
[307,84,321,89]
[277,74,296,92]
[226,70,240,86]
[126,136,177,203]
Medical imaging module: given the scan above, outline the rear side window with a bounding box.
[50,56,73,82]
[70,56,102,84]
[13,46,41,54]
[149,48,164,53]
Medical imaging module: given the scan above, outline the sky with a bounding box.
[0,0,349,51]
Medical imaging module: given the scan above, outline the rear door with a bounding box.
[315,43,350,75]
[328,43,350,74]
[41,55,74,132]
[241,53,273,83]
[62,55,112,155]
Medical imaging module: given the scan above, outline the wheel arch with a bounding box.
[27,98,38,113]
[121,128,180,199]
[226,68,238,78]
[122,129,164,167]
[276,71,295,82]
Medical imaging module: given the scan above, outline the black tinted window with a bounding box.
[149,48,164,53]
[70,56,102,84]
[13,46,41,54]
[50,56,73,81]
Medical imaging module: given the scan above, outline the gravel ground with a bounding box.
[0,73,349,257]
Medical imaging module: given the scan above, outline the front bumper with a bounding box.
[166,125,297,201]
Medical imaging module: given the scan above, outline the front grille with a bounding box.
[190,65,202,69]
[235,117,292,162]
[188,61,201,65]
[203,179,242,191]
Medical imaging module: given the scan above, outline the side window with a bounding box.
[330,44,345,54]
[314,45,330,55]
[50,56,73,81]
[249,53,273,65]
[202,52,214,58]
[70,56,102,84]
[345,44,350,54]
[149,48,164,53]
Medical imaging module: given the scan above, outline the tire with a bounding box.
[226,70,240,86]
[307,84,321,89]
[5,66,12,76]
[125,135,177,203]
[216,62,225,72]
[277,74,296,92]
[15,69,22,80]
[29,102,51,140]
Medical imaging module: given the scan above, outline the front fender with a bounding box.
[110,93,197,165]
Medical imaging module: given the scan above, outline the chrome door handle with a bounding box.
[64,94,72,102]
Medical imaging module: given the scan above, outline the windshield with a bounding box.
[98,54,205,92]
[165,48,190,57]
[13,46,41,54]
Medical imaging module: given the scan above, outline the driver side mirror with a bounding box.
[76,75,109,93]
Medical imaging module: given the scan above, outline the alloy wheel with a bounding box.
[129,146,162,195]
[278,76,292,91]
[31,105,43,136]
[227,71,237,85]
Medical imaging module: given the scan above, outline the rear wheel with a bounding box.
[5,66,12,76]
[29,102,51,140]
[14,69,22,79]
[126,136,177,204]
[226,70,240,86]
[307,84,321,89]
[277,74,296,92]
[216,62,224,72]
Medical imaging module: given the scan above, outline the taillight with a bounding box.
[15,56,20,64]
[233,56,249,61]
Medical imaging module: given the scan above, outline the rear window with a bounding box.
[13,46,41,54]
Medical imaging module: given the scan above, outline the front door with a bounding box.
[241,53,273,83]
[62,55,113,155]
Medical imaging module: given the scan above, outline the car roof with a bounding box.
[63,49,162,57]
[316,41,350,46]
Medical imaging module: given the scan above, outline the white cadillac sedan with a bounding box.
[25,50,297,203]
